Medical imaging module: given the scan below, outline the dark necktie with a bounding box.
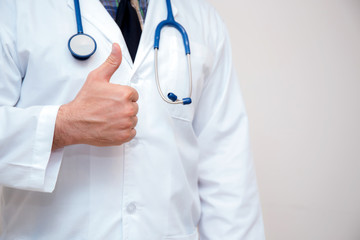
[116,0,142,62]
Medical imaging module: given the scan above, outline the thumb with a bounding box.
[96,43,122,81]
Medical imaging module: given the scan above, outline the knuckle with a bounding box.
[120,86,131,99]
[133,89,139,101]
[132,103,139,114]
[129,129,136,139]
[123,119,133,129]
[133,116,138,126]
[130,88,139,101]
[122,130,133,141]
[125,103,137,116]
[119,129,136,143]
[122,86,138,101]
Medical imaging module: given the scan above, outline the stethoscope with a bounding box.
[68,0,97,60]
[68,0,192,105]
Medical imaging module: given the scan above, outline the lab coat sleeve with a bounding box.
[193,18,265,239]
[0,1,64,192]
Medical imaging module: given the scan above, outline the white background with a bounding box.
[208,0,360,239]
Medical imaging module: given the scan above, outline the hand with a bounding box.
[53,43,139,150]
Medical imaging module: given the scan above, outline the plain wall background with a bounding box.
[207,0,360,239]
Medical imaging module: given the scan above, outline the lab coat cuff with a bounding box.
[31,105,64,192]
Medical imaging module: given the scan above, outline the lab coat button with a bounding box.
[126,202,137,214]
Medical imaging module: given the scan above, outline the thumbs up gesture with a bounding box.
[53,43,139,149]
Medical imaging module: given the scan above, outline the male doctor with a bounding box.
[0,0,265,239]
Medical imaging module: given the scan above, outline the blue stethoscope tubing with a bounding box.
[68,0,97,60]
[154,0,193,105]
[69,0,192,105]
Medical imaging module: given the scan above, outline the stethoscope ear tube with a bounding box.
[74,0,84,34]
[153,0,192,105]
[154,49,193,105]
[154,21,191,55]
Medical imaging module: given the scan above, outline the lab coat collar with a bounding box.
[67,0,178,74]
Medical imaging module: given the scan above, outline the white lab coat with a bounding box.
[0,0,265,239]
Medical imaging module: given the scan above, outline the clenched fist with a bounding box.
[53,43,138,150]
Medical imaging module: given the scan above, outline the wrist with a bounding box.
[52,103,76,150]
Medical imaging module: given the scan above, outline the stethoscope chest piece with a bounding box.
[69,0,97,60]
[68,33,97,60]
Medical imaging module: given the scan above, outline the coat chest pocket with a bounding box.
[156,34,210,122]
[163,229,199,240]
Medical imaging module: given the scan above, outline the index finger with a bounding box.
[130,88,139,102]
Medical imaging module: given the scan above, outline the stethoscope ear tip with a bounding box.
[168,93,192,105]
[182,98,192,105]
[168,92,178,102]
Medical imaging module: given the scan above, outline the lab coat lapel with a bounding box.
[67,0,133,67]
[133,0,178,72]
